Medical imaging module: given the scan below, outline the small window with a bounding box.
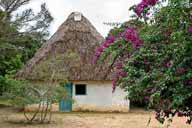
[75,84,86,95]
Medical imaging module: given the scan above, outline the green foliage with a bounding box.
[0,76,8,96]
[2,79,29,106]
[0,0,53,95]
[96,0,192,124]
[0,0,53,75]
[3,81,68,107]
[1,77,70,123]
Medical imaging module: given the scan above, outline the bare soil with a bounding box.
[0,107,192,128]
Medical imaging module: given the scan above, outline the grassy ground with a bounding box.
[0,107,192,128]
[0,99,10,106]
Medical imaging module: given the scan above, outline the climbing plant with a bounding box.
[94,0,192,124]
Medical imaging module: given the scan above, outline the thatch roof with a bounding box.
[15,12,112,81]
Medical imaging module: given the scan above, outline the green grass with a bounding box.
[0,98,10,106]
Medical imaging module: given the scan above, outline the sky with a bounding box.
[24,0,141,37]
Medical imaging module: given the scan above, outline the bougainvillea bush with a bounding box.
[94,0,192,124]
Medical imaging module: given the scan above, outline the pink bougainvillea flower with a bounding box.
[116,65,122,70]
[123,51,130,58]
[92,51,100,64]
[118,72,126,77]
[130,33,138,42]
[147,70,152,74]
[165,60,173,67]
[124,27,143,49]
[125,33,130,40]
[118,32,124,38]
[134,39,142,48]
[114,57,122,65]
[94,51,100,57]
[125,27,139,42]
[134,0,158,15]
[185,78,192,86]
[144,58,148,65]
[134,4,144,15]
[97,47,103,52]
[141,0,148,5]
[150,88,155,93]
[134,8,142,15]
[145,0,158,6]
[188,79,192,85]
[188,26,192,33]
[107,35,115,43]
[92,35,115,64]
[102,41,110,48]
[176,67,186,75]
[134,0,147,15]
[125,28,132,34]
[147,12,151,15]
[144,96,150,100]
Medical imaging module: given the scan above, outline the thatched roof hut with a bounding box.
[16,12,111,81]
[16,12,129,112]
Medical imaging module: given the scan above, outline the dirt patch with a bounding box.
[0,108,192,128]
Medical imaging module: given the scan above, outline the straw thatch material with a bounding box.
[15,12,111,81]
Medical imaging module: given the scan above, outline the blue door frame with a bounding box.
[59,83,73,112]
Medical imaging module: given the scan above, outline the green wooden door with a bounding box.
[59,83,73,111]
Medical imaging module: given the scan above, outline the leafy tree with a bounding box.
[1,48,77,123]
[2,78,70,123]
[0,0,53,37]
[0,0,53,95]
[0,0,53,76]
[94,0,192,125]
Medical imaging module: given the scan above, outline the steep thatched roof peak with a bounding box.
[53,12,103,41]
[15,12,111,81]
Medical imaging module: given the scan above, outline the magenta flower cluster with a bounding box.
[124,27,142,48]
[165,60,173,68]
[93,26,142,64]
[176,67,186,75]
[134,0,158,15]
[115,58,126,78]
[92,35,115,64]
[188,26,192,33]
[112,57,126,92]
[93,26,142,92]
[144,96,150,100]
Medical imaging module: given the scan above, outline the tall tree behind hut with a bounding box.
[0,0,53,95]
[0,0,53,76]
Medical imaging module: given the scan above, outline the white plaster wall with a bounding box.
[112,87,129,106]
[72,81,130,112]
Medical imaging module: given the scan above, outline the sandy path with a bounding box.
[0,108,191,128]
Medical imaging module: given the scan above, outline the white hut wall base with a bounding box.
[72,81,130,112]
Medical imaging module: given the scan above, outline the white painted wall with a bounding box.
[72,81,129,112]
